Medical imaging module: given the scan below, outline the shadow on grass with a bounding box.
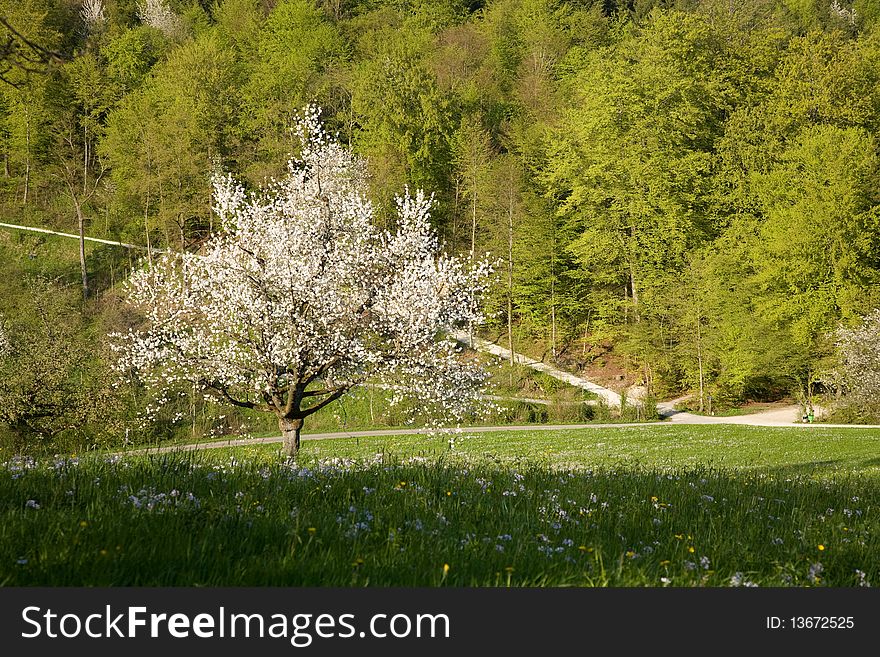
[1,451,878,587]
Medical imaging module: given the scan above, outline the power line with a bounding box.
[0,221,168,254]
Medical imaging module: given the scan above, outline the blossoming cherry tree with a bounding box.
[113,109,491,456]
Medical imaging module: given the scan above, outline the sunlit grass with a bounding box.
[248,424,880,479]
[2,424,879,587]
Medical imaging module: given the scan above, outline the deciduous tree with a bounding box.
[113,110,491,457]
[836,308,880,419]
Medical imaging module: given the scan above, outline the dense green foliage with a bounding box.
[2,0,880,450]
[0,276,123,450]
[3,425,879,585]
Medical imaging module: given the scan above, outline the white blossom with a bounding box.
[830,1,857,25]
[137,0,183,38]
[0,316,9,358]
[836,308,880,412]
[80,0,106,28]
[112,107,492,455]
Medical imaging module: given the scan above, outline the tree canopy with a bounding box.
[4,0,880,450]
[112,109,491,455]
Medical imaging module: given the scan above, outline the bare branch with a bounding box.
[300,386,348,417]
[0,17,65,88]
[206,384,270,413]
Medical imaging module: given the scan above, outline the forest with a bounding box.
[1,0,880,451]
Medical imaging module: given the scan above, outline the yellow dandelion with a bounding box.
[79,521,88,528]
[660,560,670,566]
[504,566,514,573]
[578,545,588,552]
[443,563,450,575]
[99,549,108,556]
[674,534,684,540]
[688,546,695,553]
[307,527,317,535]
[625,550,635,558]
[352,557,364,566]
[446,491,452,496]
[818,544,825,551]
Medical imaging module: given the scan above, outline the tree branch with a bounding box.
[206,383,270,412]
[0,17,64,88]
[301,385,348,398]
[301,386,349,417]
[304,355,341,385]
[283,379,298,417]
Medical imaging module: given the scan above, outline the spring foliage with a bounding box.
[836,309,880,418]
[4,0,880,435]
[112,109,491,454]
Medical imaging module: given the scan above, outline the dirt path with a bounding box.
[450,330,622,406]
[450,331,880,429]
[659,402,802,426]
[659,403,880,428]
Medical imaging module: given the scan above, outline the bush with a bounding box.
[0,278,128,456]
[835,309,880,420]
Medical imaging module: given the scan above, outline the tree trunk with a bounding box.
[469,185,477,350]
[75,198,89,301]
[470,185,477,261]
[550,222,558,362]
[697,352,705,413]
[451,180,460,254]
[23,108,30,205]
[144,193,154,268]
[76,208,89,300]
[83,123,89,196]
[550,279,557,362]
[507,199,514,369]
[280,416,304,457]
[630,263,639,322]
[628,225,639,322]
[696,316,705,413]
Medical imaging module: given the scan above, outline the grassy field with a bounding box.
[129,369,609,451]
[2,424,879,587]
[291,424,880,476]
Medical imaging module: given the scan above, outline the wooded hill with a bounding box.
[2,0,880,449]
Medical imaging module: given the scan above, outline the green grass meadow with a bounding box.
[2,424,879,587]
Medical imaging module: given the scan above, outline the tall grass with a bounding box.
[2,449,877,587]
